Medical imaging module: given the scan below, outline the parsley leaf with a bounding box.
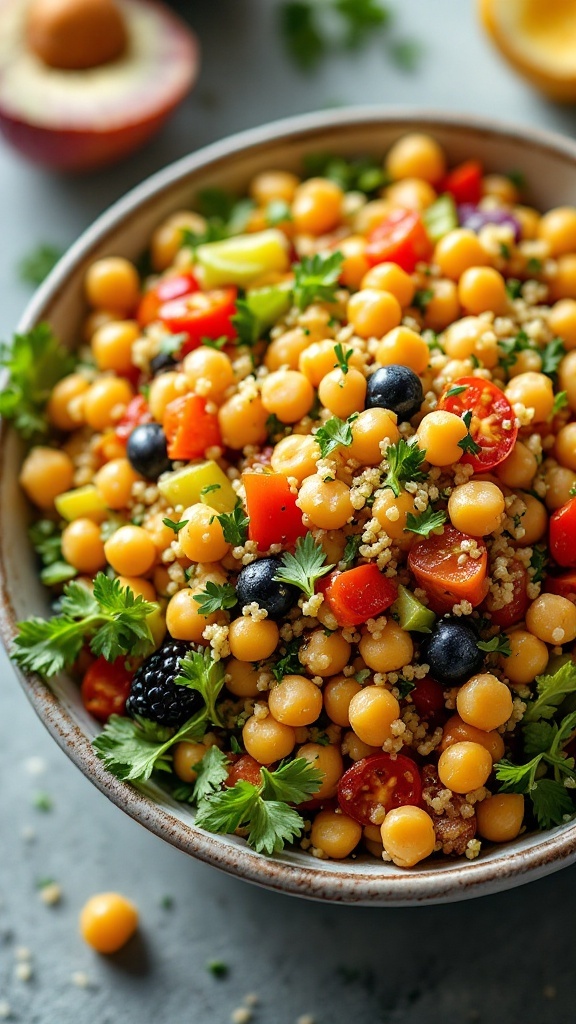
[531,779,575,830]
[29,519,78,586]
[529,545,548,584]
[523,661,576,723]
[18,244,64,286]
[541,337,566,378]
[302,153,389,194]
[497,330,532,372]
[270,637,303,681]
[193,581,238,616]
[405,507,447,538]
[174,647,226,727]
[93,713,206,782]
[552,391,568,414]
[188,745,230,803]
[412,288,434,314]
[381,438,426,498]
[314,414,354,457]
[333,342,353,374]
[0,324,76,438]
[505,278,523,301]
[342,533,363,569]
[231,300,260,348]
[293,252,344,311]
[477,635,512,657]
[215,503,250,546]
[162,517,189,534]
[273,532,334,599]
[458,410,482,456]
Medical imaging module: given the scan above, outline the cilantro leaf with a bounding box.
[273,532,334,599]
[260,757,324,803]
[314,414,354,457]
[231,300,260,348]
[531,779,575,829]
[18,244,64,286]
[93,713,206,782]
[0,324,75,438]
[189,745,230,803]
[174,647,226,727]
[215,504,250,546]
[341,533,363,569]
[381,438,426,498]
[270,637,303,681]
[405,507,447,538]
[193,581,238,616]
[458,410,482,456]
[248,799,305,855]
[523,661,576,723]
[477,635,512,657]
[541,337,566,378]
[293,252,344,311]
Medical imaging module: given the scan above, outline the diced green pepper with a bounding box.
[54,485,107,522]
[423,195,458,243]
[245,282,292,332]
[196,229,289,288]
[157,461,236,513]
[392,584,436,633]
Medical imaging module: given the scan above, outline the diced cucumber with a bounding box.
[245,282,292,332]
[392,584,436,633]
[196,229,290,288]
[54,485,107,522]
[423,195,458,243]
[157,461,236,513]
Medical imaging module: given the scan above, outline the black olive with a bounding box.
[150,350,177,375]
[422,618,484,687]
[126,422,171,480]
[236,557,299,620]
[366,364,423,421]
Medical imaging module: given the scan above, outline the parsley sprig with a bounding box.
[12,574,155,678]
[193,581,238,616]
[273,532,334,599]
[0,324,76,438]
[214,503,250,546]
[293,252,344,311]
[458,410,482,456]
[231,300,260,348]
[314,414,354,457]
[381,438,426,498]
[29,520,77,587]
[270,637,303,681]
[405,507,447,538]
[477,634,512,658]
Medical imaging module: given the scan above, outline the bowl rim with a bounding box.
[4,105,576,905]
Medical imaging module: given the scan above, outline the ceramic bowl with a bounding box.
[2,108,576,905]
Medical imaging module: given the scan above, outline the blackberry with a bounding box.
[126,639,202,727]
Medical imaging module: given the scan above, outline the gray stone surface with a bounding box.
[2,1,576,1021]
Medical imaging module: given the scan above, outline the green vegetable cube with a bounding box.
[392,584,436,633]
[196,229,289,287]
[54,485,107,522]
[157,461,236,513]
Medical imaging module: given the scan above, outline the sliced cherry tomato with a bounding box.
[81,656,133,722]
[158,286,237,354]
[243,471,306,551]
[338,753,422,826]
[408,524,489,614]
[115,394,152,442]
[410,676,446,723]
[137,271,200,328]
[319,564,397,627]
[366,209,433,272]
[550,497,576,568]
[225,755,263,788]
[545,569,576,603]
[441,160,483,205]
[163,393,222,461]
[483,559,529,628]
[438,376,518,471]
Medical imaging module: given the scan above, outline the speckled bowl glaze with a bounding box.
[3,108,576,905]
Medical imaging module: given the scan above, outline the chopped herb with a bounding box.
[381,438,427,498]
[405,507,447,538]
[230,736,243,754]
[541,337,566,378]
[207,961,229,978]
[396,678,416,698]
[445,384,468,398]
[355,668,371,684]
[174,648,227,727]
[266,199,293,226]
[314,414,354,457]
[458,410,482,456]
[302,152,389,194]
[422,329,444,353]
[273,532,334,599]
[271,637,303,681]
[529,545,548,584]
[193,581,238,616]
[342,533,363,569]
[293,252,344,311]
[186,746,230,803]
[201,336,228,350]
[200,483,221,496]
[552,391,568,414]
[158,333,188,358]
[570,484,576,497]
[231,300,260,348]
[215,503,250,546]
[18,244,64,286]
[33,791,53,811]
[162,517,189,534]
[477,635,512,657]
[0,324,75,438]
[505,278,523,301]
[497,329,533,372]
[526,256,542,275]
[29,520,78,586]
[181,191,255,249]
[266,413,289,441]
[499,242,511,260]
[40,561,78,586]
[333,342,353,374]
[411,288,434,314]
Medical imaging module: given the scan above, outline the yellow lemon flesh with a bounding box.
[479,0,576,102]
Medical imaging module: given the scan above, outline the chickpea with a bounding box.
[548,299,576,350]
[298,475,353,530]
[549,255,576,301]
[260,370,314,423]
[347,686,400,747]
[323,675,362,727]
[440,714,505,762]
[372,488,417,545]
[342,730,380,761]
[515,492,547,545]
[225,658,261,698]
[299,339,363,387]
[500,629,549,686]
[434,229,490,280]
[448,480,505,536]
[268,675,323,727]
[437,741,493,793]
[228,617,279,662]
[250,170,300,206]
[347,289,402,339]
[359,621,413,674]
[375,326,429,375]
[482,174,519,205]
[91,320,139,374]
[218,393,268,449]
[83,308,116,342]
[144,511,176,556]
[299,628,351,677]
[443,316,498,368]
[495,441,538,489]
[385,177,436,211]
[538,206,576,256]
[266,328,313,372]
[317,529,346,568]
[84,257,140,314]
[514,205,540,240]
[311,809,362,859]
[61,518,106,574]
[385,133,446,184]
[47,373,90,431]
[545,465,576,511]
[458,266,508,316]
[380,806,436,868]
[555,422,576,472]
[525,593,576,645]
[416,410,468,465]
[507,348,543,377]
[83,376,134,431]
[116,576,156,601]
[354,198,394,235]
[94,457,140,510]
[297,742,344,799]
[166,587,222,642]
[423,279,461,333]
[559,350,576,411]
[318,366,367,418]
[183,347,234,401]
[348,408,400,465]
[79,892,138,954]
[456,673,513,732]
[103,524,156,577]
[505,372,554,423]
[19,447,74,509]
[292,178,343,235]
[476,794,525,843]
[178,503,229,563]
[338,235,370,290]
[242,714,296,764]
[151,211,206,271]
[173,740,208,782]
[148,372,184,422]
[271,433,320,483]
[360,262,415,307]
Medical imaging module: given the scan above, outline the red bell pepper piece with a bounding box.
[114,394,152,442]
[137,271,199,328]
[243,471,306,551]
[366,209,433,272]
[163,393,222,461]
[441,160,483,205]
[545,569,576,603]
[158,286,238,354]
[319,564,397,627]
[550,497,576,568]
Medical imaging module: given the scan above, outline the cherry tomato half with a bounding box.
[81,656,133,722]
[545,570,576,603]
[225,754,263,788]
[163,393,222,461]
[337,753,422,826]
[550,497,576,568]
[137,271,199,328]
[441,160,483,205]
[366,209,433,272]
[410,676,446,724]
[158,286,237,353]
[319,564,397,627]
[243,471,306,551]
[408,524,489,614]
[483,559,529,628]
[438,376,518,471]
[115,395,152,442]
